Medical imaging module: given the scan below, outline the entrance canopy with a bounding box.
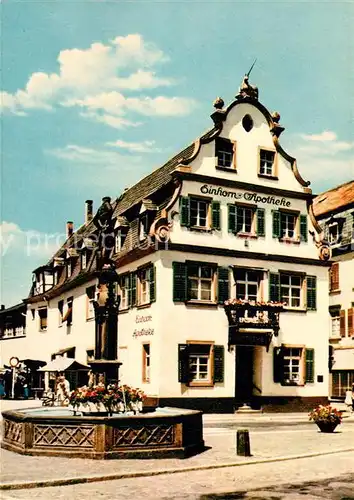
[332,348,354,371]
[38,358,90,372]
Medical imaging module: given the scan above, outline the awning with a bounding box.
[332,348,354,371]
[20,359,46,369]
[38,358,90,372]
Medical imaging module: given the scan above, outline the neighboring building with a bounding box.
[1,76,333,411]
[313,180,354,399]
[0,303,27,366]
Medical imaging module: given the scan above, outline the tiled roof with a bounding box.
[313,180,354,218]
[113,142,197,217]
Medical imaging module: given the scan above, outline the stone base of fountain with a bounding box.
[2,406,204,459]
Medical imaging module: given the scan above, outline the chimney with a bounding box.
[102,196,111,204]
[85,200,93,224]
[66,221,74,239]
[1,305,5,311]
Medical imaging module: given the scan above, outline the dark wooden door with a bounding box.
[235,346,254,405]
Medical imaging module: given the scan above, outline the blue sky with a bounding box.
[1,0,353,307]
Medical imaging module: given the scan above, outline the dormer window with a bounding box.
[115,229,127,253]
[139,213,149,241]
[328,222,339,244]
[67,260,72,278]
[259,149,276,177]
[215,137,235,169]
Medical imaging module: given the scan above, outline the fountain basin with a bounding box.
[1,406,204,459]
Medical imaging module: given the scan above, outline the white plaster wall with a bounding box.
[155,250,329,399]
[170,180,319,259]
[330,255,354,347]
[117,254,162,396]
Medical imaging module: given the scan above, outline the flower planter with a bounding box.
[316,421,339,433]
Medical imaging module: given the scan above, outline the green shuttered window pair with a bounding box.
[228,205,265,236]
[180,197,221,230]
[272,211,308,242]
[273,346,315,384]
[173,262,229,304]
[268,273,317,310]
[178,344,225,384]
[120,265,156,308]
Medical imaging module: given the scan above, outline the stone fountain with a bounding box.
[1,197,204,459]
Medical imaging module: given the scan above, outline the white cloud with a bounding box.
[0,33,195,128]
[287,130,354,191]
[106,139,160,153]
[47,144,142,168]
[79,111,142,129]
[301,131,337,142]
[0,221,63,258]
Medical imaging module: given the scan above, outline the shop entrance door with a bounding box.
[235,346,254,406]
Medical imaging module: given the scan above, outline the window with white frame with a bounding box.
[235,269,259,301]
[142,343,150,383]
[236,206,254,233]
[139,268,150,305]
[283,347,302,384]
[188,264,214,302]
[280,274,302,307]
[120,274,130,309]
[259,149,275,176]
[280,212,296,239]
[216,138,234,169]
[190,199,209,228]
[188,344,212,383]
[86,286,95,320]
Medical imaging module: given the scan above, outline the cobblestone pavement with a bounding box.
[1,452,353,499]
[2,423,354,485]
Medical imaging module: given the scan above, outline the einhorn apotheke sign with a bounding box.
[200,184,291,207]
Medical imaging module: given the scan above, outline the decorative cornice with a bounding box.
[165,242,331,267]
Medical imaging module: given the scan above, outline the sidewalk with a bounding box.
[1,408,354,490]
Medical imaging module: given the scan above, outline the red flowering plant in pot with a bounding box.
[309,404,342,433]
[69,384,146,415]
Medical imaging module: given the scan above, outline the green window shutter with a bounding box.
[306,275,317,311]
[228,204,237,233]
[211,201,221,230]
[269,273,280,302]
[272,210,281,238]
[149,265,156,303]
[213,345,224,383]
[129,272,137,307]
[300,214,308,242]
[256,208,265,236]
[305,348,315,383]
[179,197,190,227]
[173,262,187,302]
[217,267,229,304]
[273,346,283,383]
[178,344,190,383]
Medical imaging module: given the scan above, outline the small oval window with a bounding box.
[242,114,253,132]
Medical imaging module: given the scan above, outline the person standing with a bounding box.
[56,372,70,406]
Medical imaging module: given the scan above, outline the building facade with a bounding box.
[1,77,333,411]
[313,181,354,399]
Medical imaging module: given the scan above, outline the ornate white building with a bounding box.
[1,76,333,411]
